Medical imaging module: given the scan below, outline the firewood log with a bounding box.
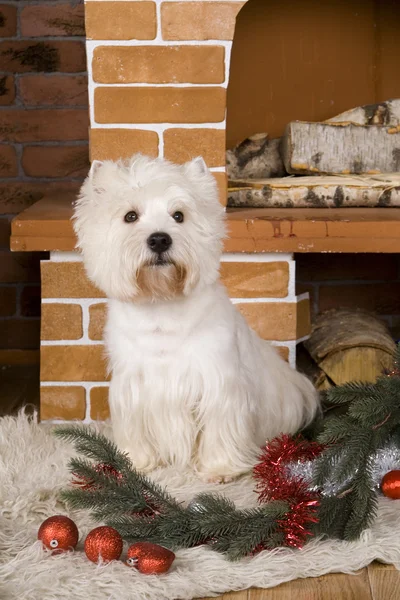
[226,133,286,179]
[282,121,400,175]
[227,173,400,208]
[304,309,395,387]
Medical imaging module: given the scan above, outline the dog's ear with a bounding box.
[183,157,209,179]
[88,160,104,182]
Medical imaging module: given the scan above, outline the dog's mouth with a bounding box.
[149,255,173,268]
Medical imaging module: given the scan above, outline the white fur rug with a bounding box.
[1,413,400,600]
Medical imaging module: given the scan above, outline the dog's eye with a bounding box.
[172,211,184,223]
[124,211,138,223]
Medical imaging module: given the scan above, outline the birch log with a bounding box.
[326,99,400,126]
[226,133,285,179]
[282,121,400,175]
[227,173,400,208]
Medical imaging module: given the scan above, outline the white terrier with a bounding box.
[73,155,318,482]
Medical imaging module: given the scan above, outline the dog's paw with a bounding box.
[123,449,160,473]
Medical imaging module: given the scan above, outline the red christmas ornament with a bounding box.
[84,526,123,563]
[253,435,324,550]
[126,542,175,574]
[381,470,400,499]
[38,515,79,553]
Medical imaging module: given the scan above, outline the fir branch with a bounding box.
[55,426,131,470]
[326,381,378,405]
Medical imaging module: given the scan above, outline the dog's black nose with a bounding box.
[147,232,172,254]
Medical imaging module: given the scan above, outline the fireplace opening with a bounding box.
[227,0,400,378]
[227,0,400,150]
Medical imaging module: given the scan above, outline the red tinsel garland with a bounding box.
[253,435,324,548]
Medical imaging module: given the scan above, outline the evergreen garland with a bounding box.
[313,344,400,540]
[55,344,400,558]
[55,426,289,560]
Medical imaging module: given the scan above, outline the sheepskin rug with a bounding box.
[1,412,400,600]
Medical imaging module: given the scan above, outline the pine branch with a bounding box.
[326,381,378,405]
[56,426,183,516]
[55,426,131,470]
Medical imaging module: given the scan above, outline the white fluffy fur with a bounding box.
[73,154,319,481]
[1,413,399,600]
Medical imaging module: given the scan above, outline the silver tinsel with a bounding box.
[286,443,400,496]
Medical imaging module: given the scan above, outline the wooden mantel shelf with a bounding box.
[10,192,400,253]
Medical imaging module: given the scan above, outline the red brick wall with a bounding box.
[296,254,400,341]
[0,0,88,364]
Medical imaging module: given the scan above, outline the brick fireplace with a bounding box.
[9,0,400,422]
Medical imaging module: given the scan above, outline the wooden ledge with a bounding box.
[10,192,400,253]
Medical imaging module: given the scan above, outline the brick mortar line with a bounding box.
[41,382,109,387]
[91,82,228,88]
[86,40,234,47]
[89,122,227,130]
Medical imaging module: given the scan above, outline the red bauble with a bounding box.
[84,526,123,563]
[381,470,400,499]
[126,542,175,574]
[38,515,79,553]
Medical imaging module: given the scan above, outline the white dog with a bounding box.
[73,154,318,482]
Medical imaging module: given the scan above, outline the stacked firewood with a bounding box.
[227,99,400,208]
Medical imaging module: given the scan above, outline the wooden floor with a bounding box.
[203,564,399,600]
[1,367,399,599]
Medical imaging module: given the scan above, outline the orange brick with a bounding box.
[90,387,110,420]
[90,129,159,162]
[41,345,108,381]
[40,386,86,420]
[161,2,245,41]
[297,297,311,339]
[276,346,289,361]
[85,2,157,40]
[41,303,83,340]
[89,303,106,341]
[94,87,226,124]
[164,128,225,167]
[236,299,310,341]
[41,262,104,299]
[220,261,289,298]
[92,45,225,84]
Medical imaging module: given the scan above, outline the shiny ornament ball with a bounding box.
[84,526,123,563]
[38,515,79,553]
[126,542,175,575]
[381,470,400,499]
